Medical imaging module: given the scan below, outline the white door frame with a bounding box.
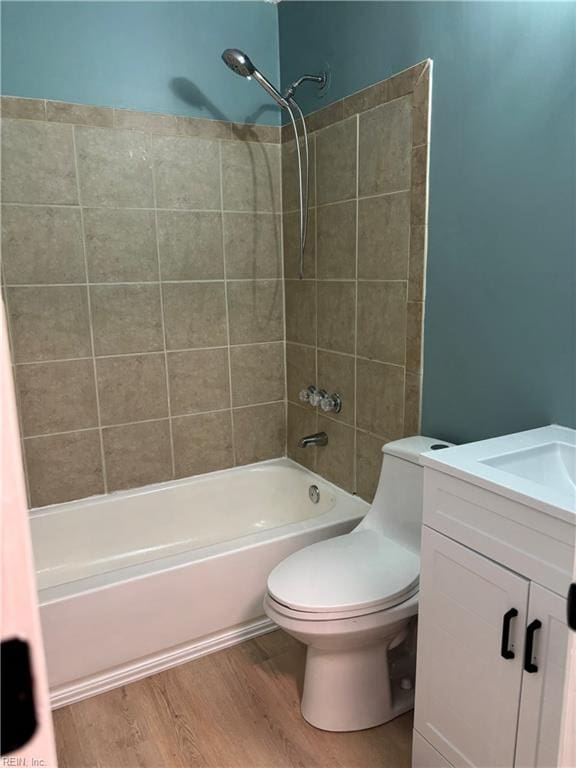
[1,305,57,765]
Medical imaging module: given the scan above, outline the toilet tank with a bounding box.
[357,436,454,552]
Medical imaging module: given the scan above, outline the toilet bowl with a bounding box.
[264,436,452,732]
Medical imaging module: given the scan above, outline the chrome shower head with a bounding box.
[221,48,289,109]
[222,49,325,281]
[221,49,255,79]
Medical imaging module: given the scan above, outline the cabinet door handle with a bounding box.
[568,583,576,631]
[524,619,542,673]
[501,608,518,659]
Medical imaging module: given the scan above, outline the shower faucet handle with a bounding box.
[299,386,342,413]
[299,385,323,406]
[309,389,327,407]
[320,392,342,414]
[299,385,316,404]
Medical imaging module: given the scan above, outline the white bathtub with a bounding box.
[30,458,367,708]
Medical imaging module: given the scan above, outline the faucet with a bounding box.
[298,432,328,448]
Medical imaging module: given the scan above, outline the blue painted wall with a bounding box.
[1,1,281,125]
[280,1,576,443]
[3,1,575,442]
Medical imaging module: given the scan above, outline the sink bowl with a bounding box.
[481,442,576,496]
[421,425,576,521]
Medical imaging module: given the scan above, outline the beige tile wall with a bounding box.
[1,98,285,507]
[2,60,429,509]
[283,61,431,502]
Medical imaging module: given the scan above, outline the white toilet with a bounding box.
[264,436,451,732]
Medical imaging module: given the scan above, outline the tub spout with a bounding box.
[298,432,328,448]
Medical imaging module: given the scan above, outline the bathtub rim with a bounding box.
[35,458,369,606]
[29,456,322,518]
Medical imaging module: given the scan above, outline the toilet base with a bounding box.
[301,639,414,732]
[263,593,419,732]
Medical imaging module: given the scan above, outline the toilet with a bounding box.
[264,436,451,732]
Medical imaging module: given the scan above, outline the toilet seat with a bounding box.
[267,529,420,618]
[266,586,419,622]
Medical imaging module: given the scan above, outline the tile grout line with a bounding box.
[306,187,411,212]
[150,132,177,479]
[343,89,419,122]
[11,344,406,369]
[71,125,108,494]
[20,398,288,442]
[286,398,390,439]
[4,278,287,288]
[1,110,281,145]
[10,340,288,367]
[402,91,414,438]
[219,140,237,467]
[2,202,283,216]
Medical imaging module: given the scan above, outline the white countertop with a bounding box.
[422,425,576,524]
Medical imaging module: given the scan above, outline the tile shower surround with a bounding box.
[283,61,430,502]
[1,60,429,508]
[1,100,284,507]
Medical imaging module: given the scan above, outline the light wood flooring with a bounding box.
[54,630,413,768]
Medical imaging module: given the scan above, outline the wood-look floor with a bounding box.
[54,630,413,768]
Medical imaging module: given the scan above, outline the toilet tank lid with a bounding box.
[383,436,455,464]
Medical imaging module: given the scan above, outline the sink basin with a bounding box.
[481,442,576,496]
[421,425,576,521]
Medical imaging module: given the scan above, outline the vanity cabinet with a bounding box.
[413,466,572,768]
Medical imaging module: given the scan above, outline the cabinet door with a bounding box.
[414,527,529,768]
[515,583,569,767]
[413,729,454,768]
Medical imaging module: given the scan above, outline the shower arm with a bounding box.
[284,74,326,102]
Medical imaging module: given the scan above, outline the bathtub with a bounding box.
[30,458,368,708]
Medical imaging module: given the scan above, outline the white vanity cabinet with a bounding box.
[413,446,574,768]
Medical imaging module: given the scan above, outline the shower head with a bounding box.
[221,49,255,79]
[221,48,289,109]
[222,50,325,281]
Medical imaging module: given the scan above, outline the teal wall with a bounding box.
[280,1,576,443]
[1,1,281,125]
[3,1,574,443]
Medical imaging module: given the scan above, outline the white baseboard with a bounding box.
[50,617,276,709]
